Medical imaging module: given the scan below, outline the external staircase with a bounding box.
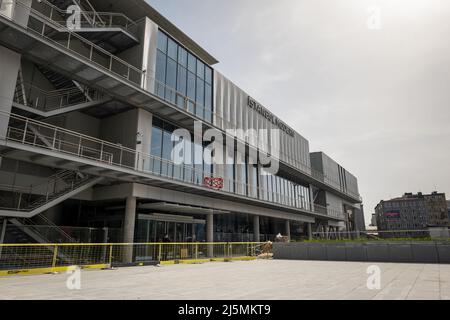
[0,170,103,218]
[13,67,108,117]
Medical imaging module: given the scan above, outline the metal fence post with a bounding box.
[108,245,113,266]
[0,219,7,260]
[158,243,162,262]
[195,243,198,260]
[52,245,58,268]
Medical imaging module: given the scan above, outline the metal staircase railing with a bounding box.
[0,170,91,212]
[44,0,137,32]
[13,214,77,243]
[13,77,105,113]
[2,0,145,86]
[73,0,105,27]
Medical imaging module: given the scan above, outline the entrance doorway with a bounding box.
[136,214,206,243]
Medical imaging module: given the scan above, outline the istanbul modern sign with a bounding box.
[247,96,295,137]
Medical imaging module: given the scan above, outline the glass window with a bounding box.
[267,175,273,202]
[176,66,187,108]
[183,139,193,183]
[251,165,258,198]
[204,83,212,122]
[178,47,187,67]
[241,163,247,196]
[165,57,177,88]
[155,31,214,124]
[276,176,281,203]
[197,60,205,79]
[155,51,167,97]
[196,78,205,118]
[151,127,163,157]
[205,67,212,84]
[157,31,168,53]
[162,131,173,160]
[151,127,163,174]
[226,153,235,193]
[289,182,294,206]
[193,142,203,185]
[162,131,174,177]
[187,71,196,101]
[176,66,187,93]
[167,38,178,60]
[188,53,196,73]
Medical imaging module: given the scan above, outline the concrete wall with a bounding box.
[100,109,138,148]
[273,242,450,264]
[99,109,139,168]
[136,108,153,171]
[141,18,159,92]
[44,112,101,138]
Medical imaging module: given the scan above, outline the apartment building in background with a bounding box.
[375,192,449,234]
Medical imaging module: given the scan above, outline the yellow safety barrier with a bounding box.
[0,242,270,276]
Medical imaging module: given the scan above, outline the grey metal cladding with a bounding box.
[214,71,311,173]
[310,152,359,197]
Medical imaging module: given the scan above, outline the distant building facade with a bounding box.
[370,213,377,227]
[448,200,450,221]
[375,192,450,232]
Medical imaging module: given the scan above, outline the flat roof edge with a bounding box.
[91,0,218,65]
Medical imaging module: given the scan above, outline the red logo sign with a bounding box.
[204,177,224,190]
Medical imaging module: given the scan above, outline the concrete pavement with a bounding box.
[0,260,449,300]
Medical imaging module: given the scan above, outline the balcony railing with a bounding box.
[0,112,347,219]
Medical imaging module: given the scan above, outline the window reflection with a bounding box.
[149,117,312,210]
[155,30,214,124]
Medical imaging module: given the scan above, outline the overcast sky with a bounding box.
[148,0,450,225]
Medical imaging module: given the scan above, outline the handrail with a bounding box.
[1,112,347,219]
[42,0,137,31]
[14,80,105,111]
[23,214,76,243]
[4,0,145,86]
[0,168,92,212]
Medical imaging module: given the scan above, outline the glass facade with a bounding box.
[155,30,213,123]
[149,117,212,183]
[147,117,311,212]
[136,218,204,243]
